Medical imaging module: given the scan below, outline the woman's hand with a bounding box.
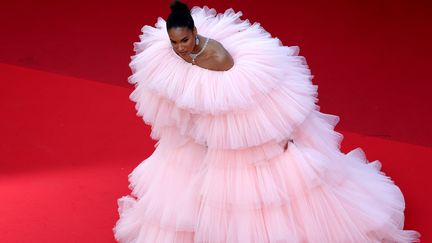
[284,139,294,151]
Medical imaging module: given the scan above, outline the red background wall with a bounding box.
[1,0,431,146]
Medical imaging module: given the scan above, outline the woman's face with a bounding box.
[167,27,197,58]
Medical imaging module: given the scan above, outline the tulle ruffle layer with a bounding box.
[128,6,317,149]
[113,118,419,242]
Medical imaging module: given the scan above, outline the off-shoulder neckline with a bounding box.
[171,49,236,73]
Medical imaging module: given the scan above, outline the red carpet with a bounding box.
[1,0,431,242]
[0,64,429,242]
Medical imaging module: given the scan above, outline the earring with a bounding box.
[195,36,200,45]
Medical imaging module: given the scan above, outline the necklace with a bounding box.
[190,37,209,64]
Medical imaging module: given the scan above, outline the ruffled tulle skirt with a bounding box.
[113,111,420,243]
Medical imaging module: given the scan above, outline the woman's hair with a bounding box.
[166,1,195,30]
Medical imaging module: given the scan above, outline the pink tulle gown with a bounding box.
[113,6,420,243]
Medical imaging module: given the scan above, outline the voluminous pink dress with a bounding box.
[113,6,420,243]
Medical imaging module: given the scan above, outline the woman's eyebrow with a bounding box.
[170,36,189,43]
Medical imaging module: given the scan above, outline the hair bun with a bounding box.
[170,1,190,14]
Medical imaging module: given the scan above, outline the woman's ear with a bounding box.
[193,26,197,36]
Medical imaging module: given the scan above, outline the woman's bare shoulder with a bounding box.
[208,39,234,71]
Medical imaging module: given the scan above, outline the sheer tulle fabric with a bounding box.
[113,6,420,243]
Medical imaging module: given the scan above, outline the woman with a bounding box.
[113,1,420,242]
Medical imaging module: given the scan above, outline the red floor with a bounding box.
[0,64,429,242]
[1,0,431,242]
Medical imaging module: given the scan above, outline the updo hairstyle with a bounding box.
[166,1,195,30]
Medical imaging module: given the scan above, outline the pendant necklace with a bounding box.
[190,37,209,64]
